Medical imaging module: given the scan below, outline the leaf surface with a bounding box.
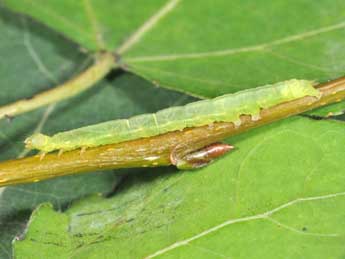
[14,117,345,258]
[3,0,168,51]
[0,7,192,258]
[4,0,345,115]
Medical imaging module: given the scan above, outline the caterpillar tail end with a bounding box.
[171,143,235,170]
[24,133,50,152]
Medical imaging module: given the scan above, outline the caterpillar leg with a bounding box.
[170,143,234,170]
[58,149,64,157]
[39,152,46,161]
[80,147,87,156]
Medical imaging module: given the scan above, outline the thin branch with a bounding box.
[0,52,116,120]
[0,76,345,187]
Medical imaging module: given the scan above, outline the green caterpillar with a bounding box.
[25,79,320,153]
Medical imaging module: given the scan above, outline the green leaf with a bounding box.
[3,0,169,51]
[123,0,345,97]
[5,0,345,115]
[14,117,345,258]
[0,7,115,257]
[0,6,192,258]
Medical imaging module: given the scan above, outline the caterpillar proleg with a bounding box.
[25,79,321,153]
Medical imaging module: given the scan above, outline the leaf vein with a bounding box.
[126,20,345,62]
[266,217,339,237]
[82,0,106,49]
[117,0,181,54]
[144,191,345,259]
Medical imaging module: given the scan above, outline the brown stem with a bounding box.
[1,77,345,187]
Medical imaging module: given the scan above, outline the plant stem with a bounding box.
[0,76,345,187]
[0,52,116,120]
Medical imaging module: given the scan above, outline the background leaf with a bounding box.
[14,117,345,258]
[123,0,345,96]
[0,6,192,258]
[5,0,345,115]
[3,0,169,51]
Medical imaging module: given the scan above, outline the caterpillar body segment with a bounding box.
[25,79,320,153]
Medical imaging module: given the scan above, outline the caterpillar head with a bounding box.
[24,133,50,152]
